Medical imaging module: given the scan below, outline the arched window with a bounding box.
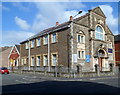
[95,25,104,40]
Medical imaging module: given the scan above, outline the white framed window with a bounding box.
[31,40,35,48]
[95,25,104,40]
[77,34,85,43]
[25,42,29,49]
[52,54,57,66]
[31,57,34,66]
[22,58,26,65]
[36,38,41,47]
[51,33,57,43]
[78,50,85,59]
[43,55,48,66]
[81,51,85,59]
[43,35,48,45]
[36,56,41,66]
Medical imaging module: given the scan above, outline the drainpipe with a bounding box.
[28,40,31,71]
[48,33,50,72]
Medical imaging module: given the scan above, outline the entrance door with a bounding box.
[98,57,102,71]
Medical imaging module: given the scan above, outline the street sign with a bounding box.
[72,54,77,63]
[108,48,113,53]
[86,55,90,63]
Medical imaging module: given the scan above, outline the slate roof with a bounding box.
[15,45,20,53]
[20,6,107,44]
[20,13,89,44]
[114,34,120,42]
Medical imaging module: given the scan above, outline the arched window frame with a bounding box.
[95,25,105,41]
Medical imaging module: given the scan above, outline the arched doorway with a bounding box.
[98,49,105,71]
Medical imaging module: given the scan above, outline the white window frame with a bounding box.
[95,25,105,41]
[43,35,48,45]
[25,42,29,49]
[77,34,85,43]
[31,40,35,48]
[77,50,85,59]
[31,57,35,66]
[43,55,48,66]
[22,58,26,65]
[51,33,57,43]
[36,55,41,66]
[36,38,41,47]
[51,53,58,66]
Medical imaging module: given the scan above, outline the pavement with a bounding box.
[1,73,120,94]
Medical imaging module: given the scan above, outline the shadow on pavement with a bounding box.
[2,80,120,95]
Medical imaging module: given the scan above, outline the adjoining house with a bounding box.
[8,45,20,70]
[114,34,120,67]
[20,7,115,73]
[0,47,12,68]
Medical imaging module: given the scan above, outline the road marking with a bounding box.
[90,78,96,80]
[98,82,105,84]
[16,80,30,84]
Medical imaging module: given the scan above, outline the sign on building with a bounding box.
[72,54,77,63]
[86,55,90,63]
[108,48,113,53]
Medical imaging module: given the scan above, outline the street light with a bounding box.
[70,10,82,77]
[73,10,83,18]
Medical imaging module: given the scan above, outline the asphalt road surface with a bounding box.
[1,73,120,95]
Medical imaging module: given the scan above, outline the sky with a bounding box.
[1,1,119,46]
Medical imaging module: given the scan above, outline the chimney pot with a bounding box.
[56,22,59,26]
[69,16,73,21]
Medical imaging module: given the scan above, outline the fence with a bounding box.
[13,65,119,78]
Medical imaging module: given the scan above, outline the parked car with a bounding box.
[0,67,9,74]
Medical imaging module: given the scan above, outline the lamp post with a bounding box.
[28,40,31,71]
[70,10,82,77]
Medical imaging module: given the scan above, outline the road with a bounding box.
[1,73,120,94]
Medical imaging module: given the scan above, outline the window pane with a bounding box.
[44,55,48,66]
[31,57,34,66]
[81,36,83,43]
[82,51,84,59]
[44,36,48,44]
[52,33,56,43]
[37,38,40,46]
[37,56,40,66]
[52,54,57,66]
[78,35,80,42]
[78,51,80,58]
[95,26,104,40]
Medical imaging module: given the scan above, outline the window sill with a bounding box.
[77,42,85,44]
[51,42,57,44]
[43,44,48,46]
[36,46,41,48]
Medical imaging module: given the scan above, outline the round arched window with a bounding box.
[95,26,104,40]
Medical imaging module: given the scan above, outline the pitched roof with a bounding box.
[20,6,106,44]
[15,45,20,52]
[0,47,12,67]
[115,34,120,42]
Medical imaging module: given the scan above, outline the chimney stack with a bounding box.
[56,22,59,26]
[69,16,73,21]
